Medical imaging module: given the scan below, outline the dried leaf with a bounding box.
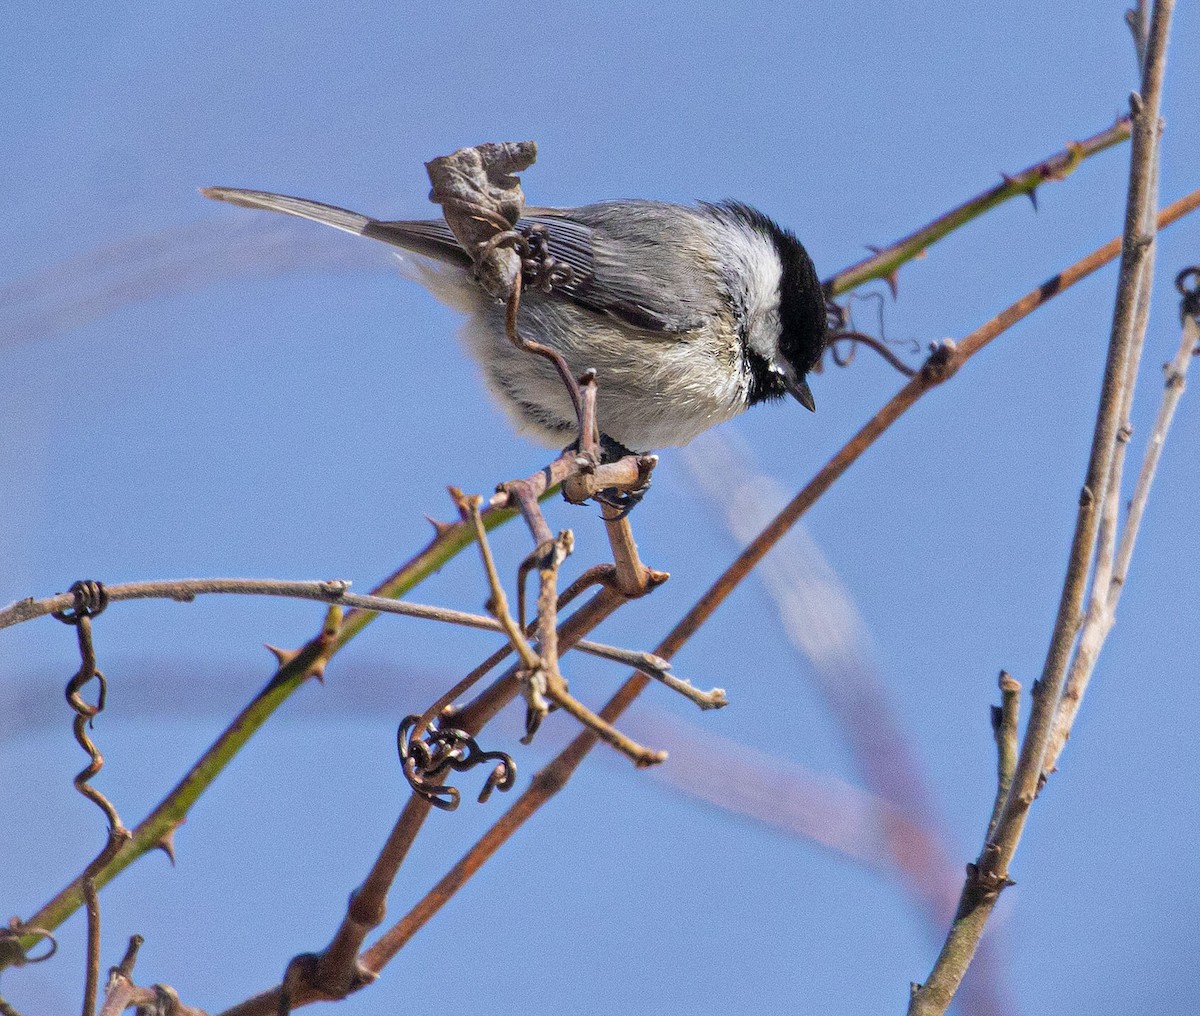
[425,141,538,300]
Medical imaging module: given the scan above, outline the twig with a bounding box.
[457,491,665,764]
[1112,268,1199,591]
[824,117,1132,298]
[827,330,919,377]
[81,881,101,1016]
[1127,0,1150,71]
[94,935,207,1016]
[95,936,142,1016]
[909,6,1175,1013]
[2,578,710,703]
[0,579,354,630]
[985,673,1021,844]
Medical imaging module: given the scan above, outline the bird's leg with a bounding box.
[592,456,656,520]
[494,233,656,519]
[575,368,602,463]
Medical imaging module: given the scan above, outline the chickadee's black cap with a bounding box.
[716,202,827,408]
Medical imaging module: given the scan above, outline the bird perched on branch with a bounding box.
[202,186,827,458]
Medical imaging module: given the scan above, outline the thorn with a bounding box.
[265,644,300,668]
[425,515,455,537]
[309,661,327,684]
[1027,187,1039,212]
[862,247,903,297]
[157,830,178,865]
[884,270,900,300]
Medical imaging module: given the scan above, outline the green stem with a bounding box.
[824,117,1131,298]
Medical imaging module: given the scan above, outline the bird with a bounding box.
[201,187,827,459]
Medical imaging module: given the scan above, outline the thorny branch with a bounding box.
[8,495,530,962]
[823,116,1133,299]
[0,579,720,707]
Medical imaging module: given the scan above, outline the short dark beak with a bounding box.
[787,375,816,412]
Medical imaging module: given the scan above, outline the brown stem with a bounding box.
[908,6,1176,1013]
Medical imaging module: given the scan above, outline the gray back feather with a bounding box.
[375,200,723,335]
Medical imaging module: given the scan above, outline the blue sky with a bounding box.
[2,3,1198,1014]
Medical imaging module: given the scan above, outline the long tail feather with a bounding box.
[201,187,372,237]
[201,186,471,266]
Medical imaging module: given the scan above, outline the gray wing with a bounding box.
[202,189,712,333]
[520,202,718,333]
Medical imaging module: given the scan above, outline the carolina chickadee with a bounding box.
[202,187,827,456]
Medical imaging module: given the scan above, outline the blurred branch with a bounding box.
[909,4,1176,1013]
[823,117,1132,298]
[684,432,1011,1016]
[0,218,384,351]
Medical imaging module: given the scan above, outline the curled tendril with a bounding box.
[52,581,126,836]
[827,330,920,377]
[0,919,58,968]
[475,224,576,294]
[51,579,108,624]
[822,296,919,377]
[397,714,517,811]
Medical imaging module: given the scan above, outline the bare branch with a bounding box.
[909,5,1177,1012]
[3,577,711,706]
[1044,274,1200,774]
